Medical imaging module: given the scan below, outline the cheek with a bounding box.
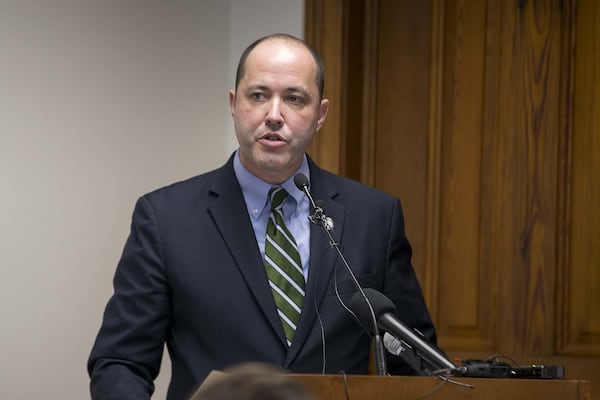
[290,123,317,146]
[235,107,262,128]
[289,113,319,134]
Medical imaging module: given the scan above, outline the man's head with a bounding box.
[229,34,329,184]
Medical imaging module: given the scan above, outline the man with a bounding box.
[88,33,438,400]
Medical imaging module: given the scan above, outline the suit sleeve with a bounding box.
[88,196,170,399]
[383,198,440,375]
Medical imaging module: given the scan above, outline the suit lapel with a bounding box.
[286,162,346,364]
[206,161,287,346]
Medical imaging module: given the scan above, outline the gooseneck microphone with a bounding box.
[293,173,388,376]
[293,174,333,230]
[349,288,457,375]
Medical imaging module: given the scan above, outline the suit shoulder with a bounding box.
[322,170,398,203]
[140,163,232,208]
[146,171,211,197]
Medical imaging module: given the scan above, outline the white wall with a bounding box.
[0,1,303,398]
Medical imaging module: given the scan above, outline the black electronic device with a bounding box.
[456,359,565,379]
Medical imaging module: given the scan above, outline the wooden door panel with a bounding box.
[374,0,432,289]
[305,0,600,396]
[559,0,600,357]
[435,0,491,349]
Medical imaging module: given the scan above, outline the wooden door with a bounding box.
[305,0,600,397]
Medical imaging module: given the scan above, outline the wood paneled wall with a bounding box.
[305,0,599,397]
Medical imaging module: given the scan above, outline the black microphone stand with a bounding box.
[294,174,388,376]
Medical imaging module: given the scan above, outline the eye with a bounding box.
[248,90,269,104]
[250,92,267,102]
[286,95,303,105]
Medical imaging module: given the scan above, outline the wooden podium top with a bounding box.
[290,374,591,400]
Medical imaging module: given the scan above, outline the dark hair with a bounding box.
[191,363,316,400]
[234,33,325,99]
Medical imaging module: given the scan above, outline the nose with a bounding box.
[265,98,283,128]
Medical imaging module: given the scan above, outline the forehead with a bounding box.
[241,40,318,92]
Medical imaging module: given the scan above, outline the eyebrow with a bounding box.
[285,87,310,96]
[246,84,310,96]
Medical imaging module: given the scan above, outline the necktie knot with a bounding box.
[268,187,288,211]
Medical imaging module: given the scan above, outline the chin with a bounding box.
[257,151,290,167]
[254,155,295,182]
[260,160,289,175]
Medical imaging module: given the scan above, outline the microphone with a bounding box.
[383,332,408,356]
[349,288,456,375]
[382,332,443,376]
[293,173,388,376]
[293,174,334,230]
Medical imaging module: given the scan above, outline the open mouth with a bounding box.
[262,133,284,142]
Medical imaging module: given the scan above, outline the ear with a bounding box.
[229,90,236,116]
[315,98,329,131]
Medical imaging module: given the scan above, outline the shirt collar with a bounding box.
[233,150,310,214]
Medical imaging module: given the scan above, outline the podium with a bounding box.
[289,374,591,400]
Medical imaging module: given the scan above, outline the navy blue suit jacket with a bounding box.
[88,155,437,399]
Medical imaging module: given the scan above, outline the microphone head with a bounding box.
[294,173,310,191]
[349,288,397,332]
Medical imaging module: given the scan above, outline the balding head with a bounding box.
[234,34,325,100]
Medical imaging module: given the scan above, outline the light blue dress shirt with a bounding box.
[233,151,311,282]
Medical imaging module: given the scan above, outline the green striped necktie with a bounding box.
[264,186,305,346]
